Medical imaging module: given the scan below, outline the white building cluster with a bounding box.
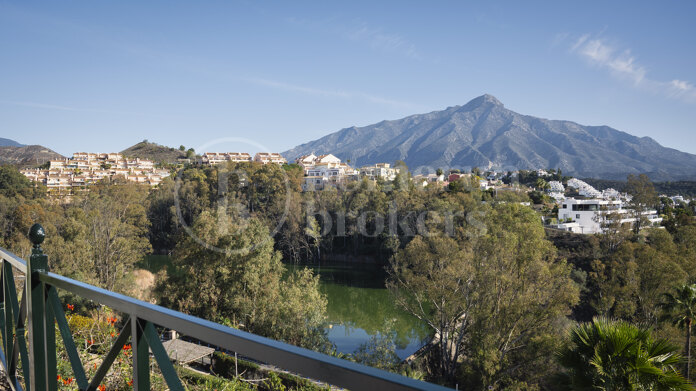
[566,178,602,198]
[548,180,565,193]
[296,154,358,191]
[200,152,287,165]
[21,152,170,193]
[360,163,400,181]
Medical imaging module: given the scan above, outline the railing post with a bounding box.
[27,223,48,391]
[132,316,150,390]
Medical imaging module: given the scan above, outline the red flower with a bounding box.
[127,379,133,386]
[66,304,74,311]
[99,385,106,391]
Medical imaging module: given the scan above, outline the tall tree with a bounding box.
[156,210,328,350]
[661,284,696,379]
[46,180,151,293]
[626,174,659,233]
[388,203,578,387]
[388,235,474,382]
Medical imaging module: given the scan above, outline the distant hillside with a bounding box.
[121,141,187,164]
[284,94,696,181]
[0,138,24,147]
[0,145,64,167]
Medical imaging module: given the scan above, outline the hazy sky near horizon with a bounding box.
[2,1,695,156]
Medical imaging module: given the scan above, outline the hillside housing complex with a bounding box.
[20,152,170,193]
[201,151,402,191]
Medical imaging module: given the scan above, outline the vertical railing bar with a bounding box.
[0,260,24,391]
[3,262,15,375]
[142,322,184,391]
[0,260,6,351]
[131,317,149,390]
[3,261,29,391]
[0,344,23,391]
[46,287,88,390]
[0,343,10,390]
[44,286,56,391]
[86,317,132,391]
[9,284,29,386]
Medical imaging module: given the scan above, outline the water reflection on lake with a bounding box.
[307,263,431,360]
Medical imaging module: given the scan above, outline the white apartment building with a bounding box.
[556,198,662,234]
[359,163,399,181]
[567,178,602,198]
[254,152,287,165]
[299,154,358,191]
[201,152,253,165]
[295,154,317,167]
[315,154,341,166]
[602,188,622,200]
[303,176,329,191]
[548,181,565,193]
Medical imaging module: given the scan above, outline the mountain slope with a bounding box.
[0,145,64,167]
[0,138,24,147]
[284,95,696,180]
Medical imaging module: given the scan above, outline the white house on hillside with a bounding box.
[295,154,317,167]
[360,163,399,181]
[555,198,661,234]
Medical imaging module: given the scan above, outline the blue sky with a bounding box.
[1,1,695,156]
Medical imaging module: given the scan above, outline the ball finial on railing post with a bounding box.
[29,223,45,251]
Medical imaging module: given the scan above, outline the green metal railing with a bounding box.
[0,224,451,391]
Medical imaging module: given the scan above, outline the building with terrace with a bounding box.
[254,152,287,165]
[554,197,662,234]
[200,152,253,165]
[359,163,400,181]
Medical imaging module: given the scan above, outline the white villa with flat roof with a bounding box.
[555,198,662,234]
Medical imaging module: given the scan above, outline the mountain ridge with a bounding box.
[0,144,64,167]
[0,138,24,147]
[284,95,696,180]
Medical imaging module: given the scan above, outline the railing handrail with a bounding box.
[0,243,452,391]
[0,248,27,271]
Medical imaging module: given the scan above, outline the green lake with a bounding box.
[143,255,431,359]
[307,263,431,360]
